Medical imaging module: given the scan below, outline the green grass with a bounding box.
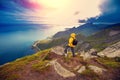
[115,57,120,62]
[6,74,20,80]
[80,68,99,79]
[0,49,51,80]
[92,43,108,52]
[0,61,23,80]
[104,61,120,68]
[37,37,68,50]
[97,57,120,68]
[39,39,51,44]
[64,52,73,63]
[32,60,50,73]
[31,49,51,73]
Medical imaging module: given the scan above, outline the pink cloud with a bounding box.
[26,1,43,10]
[15,0,43,10]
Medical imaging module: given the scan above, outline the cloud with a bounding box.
[13,0,43,10]
[78,19,86,23]
[0,0,101,29]
[100,0,120,14]
[0,0,30,24]
[83,0,120,24]
[0,0,27,12]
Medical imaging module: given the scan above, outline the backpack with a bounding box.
[72,39,78,45]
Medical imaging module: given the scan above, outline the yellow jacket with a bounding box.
[68,33,76,47]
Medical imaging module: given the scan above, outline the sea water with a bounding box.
[0,24,49,65]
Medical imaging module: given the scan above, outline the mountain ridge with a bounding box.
[53,23,109,38]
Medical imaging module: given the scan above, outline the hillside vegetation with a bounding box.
[0,48,120,80]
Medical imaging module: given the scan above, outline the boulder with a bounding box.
[80,49,98,60]
[88,65,107,74]
[50,60,76,78]
[51,46,64,55]
[98,41,120,58]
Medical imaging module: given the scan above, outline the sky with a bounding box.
[0,0,102,28]
[1,0,120,29]
[84,0,120,24]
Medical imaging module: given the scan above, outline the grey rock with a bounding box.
[98,41,120,58]
[77,66,86,73]
[88,65,107,74]
[80,48,98,60]
[50,60,76,78]
[51,46,64,55]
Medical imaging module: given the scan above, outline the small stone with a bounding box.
[77,66,86,73]
[74,65,81,71]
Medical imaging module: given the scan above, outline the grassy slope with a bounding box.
[0,49,120,80]
[85,27,120,52]
[0,49,51,80]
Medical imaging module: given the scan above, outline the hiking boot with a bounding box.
[65,54,67,57]
[63,53,67,57]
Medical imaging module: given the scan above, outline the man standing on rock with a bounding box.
[64,33,78,57]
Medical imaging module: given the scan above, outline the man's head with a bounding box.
[70,33,76,38]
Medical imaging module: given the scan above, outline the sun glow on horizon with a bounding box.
[29,0,67,9]
[38,0,67,8]
[19,0,103,29]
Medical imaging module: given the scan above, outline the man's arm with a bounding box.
[69,38,75,47]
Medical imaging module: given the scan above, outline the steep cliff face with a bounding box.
[0,45,120,80]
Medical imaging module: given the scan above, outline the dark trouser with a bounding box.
[64,46,75,57]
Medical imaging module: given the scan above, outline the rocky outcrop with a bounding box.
[98,41,120,58]
[80,48,98,60]
[88,65,107,74]
[50,60,75,78]
[32,40,41,51]
[51,46,64,55]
